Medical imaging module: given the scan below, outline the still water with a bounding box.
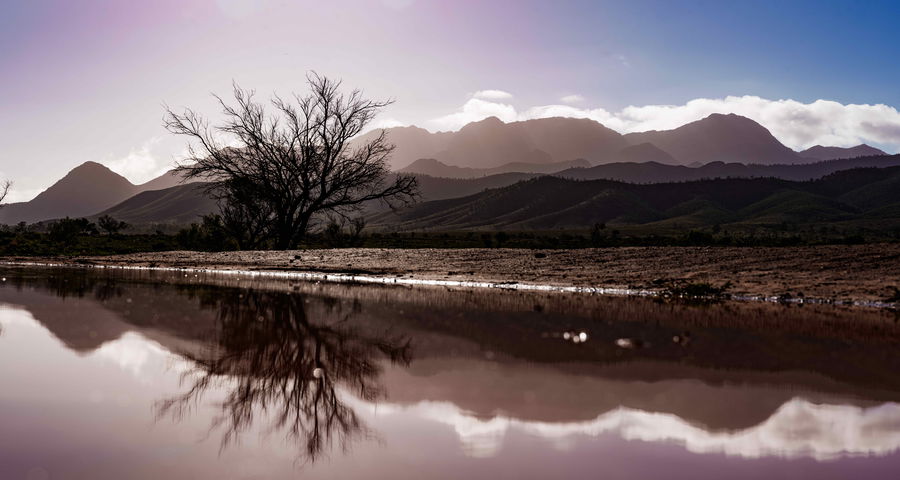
[1,266,900,479]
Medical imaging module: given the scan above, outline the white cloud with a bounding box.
[427,98,518,132]
[367,116,406,131]
[426,94,900,152]
[93,332,178,380]
[375,398,900,461]
[104,137,178,184]
[560,94,585,104]
[473,89,514,101]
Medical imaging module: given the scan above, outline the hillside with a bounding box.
[399,158,590,178]
[799,144,886,161]
[90,172,541,225]
[556,154,900,183]
[93,182,216,225]
[370,166,900,231]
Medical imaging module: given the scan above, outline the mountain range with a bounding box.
[370,166,900,231]
[357,113,886,172]
[0,113,893,228]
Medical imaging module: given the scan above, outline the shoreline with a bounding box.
[2,245,899,309]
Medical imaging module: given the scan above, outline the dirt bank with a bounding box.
[5,245,900,305]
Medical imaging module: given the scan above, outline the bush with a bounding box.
[48,217,97,244]
[98,215,129,236]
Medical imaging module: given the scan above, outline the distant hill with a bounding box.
[0,163,188,225]
[556,154,900,183]
[0,162,140,224]
[399,158,590,178]
[799,144,886,161]
[136,169,186,191]
[370,166,900,231]
[355,125,454,171]
[93,182,215,225]
[623,113,802,165]
[610,143,678,165]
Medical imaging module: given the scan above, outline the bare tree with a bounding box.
[0,180,10,206]
[165,74,418,249]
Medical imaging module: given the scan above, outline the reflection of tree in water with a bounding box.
[157,289,412,461]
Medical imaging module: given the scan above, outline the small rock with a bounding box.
[616,338,646,349]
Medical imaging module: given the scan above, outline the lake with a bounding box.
[1,266,899,479]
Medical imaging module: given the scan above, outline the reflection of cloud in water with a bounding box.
[92,333,178,379]
[14,304,899,463]
[374,399,900,461]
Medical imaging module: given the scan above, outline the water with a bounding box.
[1,266,899,479]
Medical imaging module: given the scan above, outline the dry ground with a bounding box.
[8,244,900,304]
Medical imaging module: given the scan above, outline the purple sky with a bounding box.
[2,0,900,201]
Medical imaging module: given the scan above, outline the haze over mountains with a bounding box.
[399,158,591,179]
[1,113,893,227]
[361,113,887,174]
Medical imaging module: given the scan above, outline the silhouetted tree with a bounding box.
[48,217,97,243]
[176,214,233,251]
[97,215,128,236]
[0,180,10,206]
[165,74,418,249]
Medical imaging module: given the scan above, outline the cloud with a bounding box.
[473,90,514,101]
[374,398,900,461]
[560,94,585,104]
[426,94,900,152]
[427,98,518,131]
[368,116,406,131]
[93,332,178,380]
[104,137,179,184]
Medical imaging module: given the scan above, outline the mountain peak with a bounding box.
[799,143,888,161]
[476,116,505,124]
[698,113,765,128]
[624,113,800,165]
[0,161,141,224]
[460,116,506,131]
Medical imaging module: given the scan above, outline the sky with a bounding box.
[2,0,900,202]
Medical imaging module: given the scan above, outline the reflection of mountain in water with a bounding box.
[2,266,900,461]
